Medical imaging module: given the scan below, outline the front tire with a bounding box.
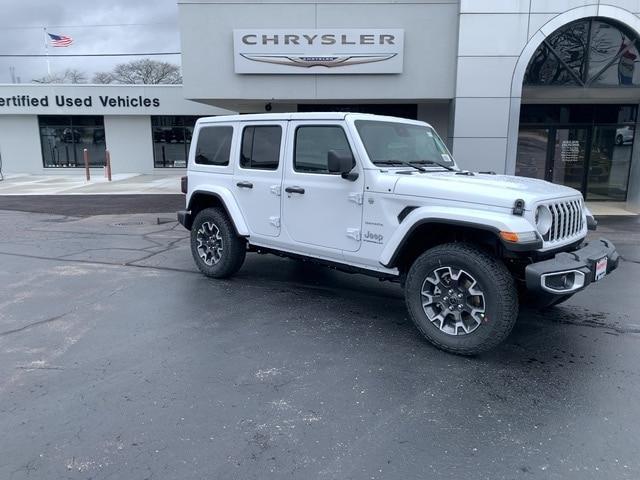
[405,243,518,355]
[615,134,623,145]
[190,207,246,278]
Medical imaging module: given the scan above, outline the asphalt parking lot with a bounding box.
[0,197,639,480]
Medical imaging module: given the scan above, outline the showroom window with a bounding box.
[524,18,639,87]
[240,126,281,170]
[152,116,200,168]
[39,116,105,168]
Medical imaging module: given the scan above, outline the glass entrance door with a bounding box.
[517,104,637,201]
[517,122,636,200]
[550,128,589,192]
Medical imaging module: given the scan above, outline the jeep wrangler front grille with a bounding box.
[544,199,585,244]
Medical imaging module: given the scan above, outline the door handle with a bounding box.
[285,186,305,194]
[236,181,253,189]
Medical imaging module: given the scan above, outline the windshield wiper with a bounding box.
[373,160,427,172]
[409,160,458,172]
[374,159,458,172]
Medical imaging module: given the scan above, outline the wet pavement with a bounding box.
[0,203,639,480]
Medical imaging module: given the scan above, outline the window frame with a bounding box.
[292,124,356,175]
[238,124,283,171]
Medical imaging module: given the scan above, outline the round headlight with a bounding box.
[535,205,553,236]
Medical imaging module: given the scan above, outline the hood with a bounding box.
[392,171,581,210]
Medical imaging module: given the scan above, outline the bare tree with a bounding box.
[92,71,115,84]
[93,59,182,85]
[65,69,87,84]
[32,72,65,84]
[33,68,88,84]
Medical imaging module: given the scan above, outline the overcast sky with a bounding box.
[0,0,181,84]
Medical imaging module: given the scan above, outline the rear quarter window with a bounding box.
[194,126,233,166]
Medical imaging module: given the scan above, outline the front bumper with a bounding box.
[525,238,619,295]
[177,210,193,230]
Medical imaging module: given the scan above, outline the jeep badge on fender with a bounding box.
[177,112,618,356]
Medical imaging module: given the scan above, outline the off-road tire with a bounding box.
[190,207,246,278]
[405,243,518,355]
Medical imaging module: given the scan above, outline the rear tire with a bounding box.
[190,207,246,278]
[405,243,518,355]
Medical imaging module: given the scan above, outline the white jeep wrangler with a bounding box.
[178,113,618,355]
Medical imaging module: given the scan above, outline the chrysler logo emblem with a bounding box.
[240,53,397,68]
[234,29,404,74]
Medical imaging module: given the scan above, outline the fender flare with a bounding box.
[379,206,541,268]
[188,187,250,236]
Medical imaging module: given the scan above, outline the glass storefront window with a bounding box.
[591,43,640,87]
[516,128,549,180]
[546,20,588,80]
[524,18,639,87]
[524,43,580,86]
[152,116,200,168]
[39,116,105,168]
[517,104,637,201]
[587,126,634,201]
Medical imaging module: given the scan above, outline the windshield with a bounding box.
[355,120,455,168]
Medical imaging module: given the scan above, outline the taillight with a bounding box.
[181,176,188,194]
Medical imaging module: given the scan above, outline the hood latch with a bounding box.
[512,199,525,216]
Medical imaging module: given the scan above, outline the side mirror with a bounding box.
[327,149,358,181]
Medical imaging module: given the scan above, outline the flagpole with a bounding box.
[43,27,51,77]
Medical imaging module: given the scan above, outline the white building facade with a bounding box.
[178,0,640,211]
[0,84,230,175]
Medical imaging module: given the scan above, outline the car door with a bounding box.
[282,121,364,252]
[232,122,285,237]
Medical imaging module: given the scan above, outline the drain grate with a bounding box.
[111,221,145,227]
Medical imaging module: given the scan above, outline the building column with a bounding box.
[0,116,43,174]
[625,106,640,213]
[103,116,154,174]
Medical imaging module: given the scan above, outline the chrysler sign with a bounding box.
[233,29,404,74]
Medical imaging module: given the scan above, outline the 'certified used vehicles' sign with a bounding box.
[233,29,404,74]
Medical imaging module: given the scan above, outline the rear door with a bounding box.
[232,122,285,237]
[282,121,364,252]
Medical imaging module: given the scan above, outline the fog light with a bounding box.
[541,270,586,293]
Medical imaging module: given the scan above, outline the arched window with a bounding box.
[524,18,639,87]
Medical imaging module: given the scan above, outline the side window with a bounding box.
[194,126,233,166]
[294,126,354,173]
[240,125,282,170]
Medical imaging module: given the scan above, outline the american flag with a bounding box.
[47,33,73,47]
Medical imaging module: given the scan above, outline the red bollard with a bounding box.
[105,150,112,182]
[83,148,90,181]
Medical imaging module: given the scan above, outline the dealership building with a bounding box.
[0,84,230,174]
[1,0,640,211]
